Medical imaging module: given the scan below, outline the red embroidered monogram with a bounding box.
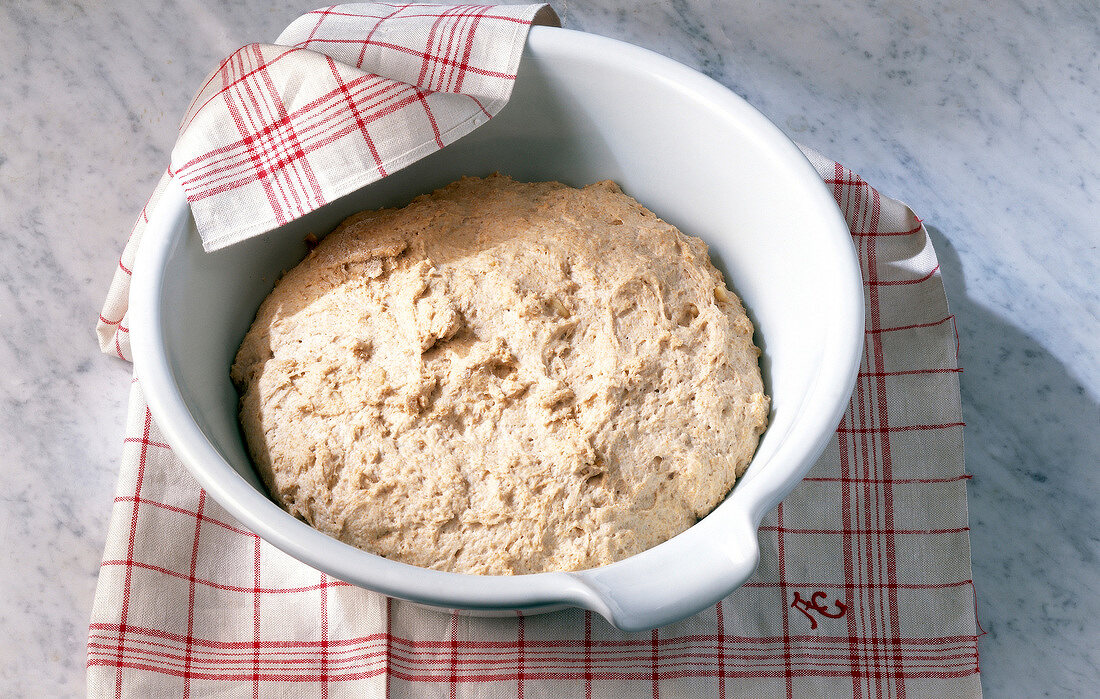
[90,6,980,697]
[791,592,848,630]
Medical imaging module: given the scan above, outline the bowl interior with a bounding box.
[145,27,861,626]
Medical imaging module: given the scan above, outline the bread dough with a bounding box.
[232,174,769,575]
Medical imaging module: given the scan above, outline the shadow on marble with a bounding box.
[926,224,1099,695]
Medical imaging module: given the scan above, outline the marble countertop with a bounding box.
[1,0,1096,694]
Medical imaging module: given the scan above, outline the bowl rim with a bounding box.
[130,25,864,631]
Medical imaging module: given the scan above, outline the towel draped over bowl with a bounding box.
[89,4,981,697]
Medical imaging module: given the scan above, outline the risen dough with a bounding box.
[232,174,769,575]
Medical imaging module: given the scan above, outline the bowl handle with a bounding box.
[564,514,761,631]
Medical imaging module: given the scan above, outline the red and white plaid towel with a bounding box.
[90,6,981,698]
[173,2,557,251]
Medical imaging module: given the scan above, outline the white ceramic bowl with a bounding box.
[130,27,863,631]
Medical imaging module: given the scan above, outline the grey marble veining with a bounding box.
[1,0,1096,695]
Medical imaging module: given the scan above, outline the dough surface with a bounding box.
[232,174,769,575]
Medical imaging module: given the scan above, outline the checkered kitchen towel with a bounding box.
[89,5,982,697]
[176,2,558,251]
